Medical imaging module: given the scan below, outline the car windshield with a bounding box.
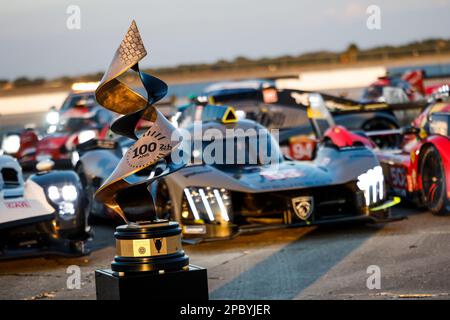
[190,130,283,168]
[361,85,383,102]
[179,102,310,130]
[57,117,96,133]
[60,93,97,111]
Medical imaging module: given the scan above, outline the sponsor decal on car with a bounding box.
[390,166,406,190]
[260,168,304,181]
[4,200,31,209]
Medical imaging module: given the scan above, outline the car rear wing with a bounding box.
[364,128,403,137]
[76,138,118,156]
[314,92,428,115]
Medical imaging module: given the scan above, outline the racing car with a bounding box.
[0,83,114,169]
[35,100,113,169]
[179,79,406,159]
[0,156,91,258]
[360,69,426,104]
[371,85,450,214]
[361,69,448,104]
[188,79,429,152]
[74,92,398,240]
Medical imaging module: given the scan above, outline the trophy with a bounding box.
[94,20,208,300]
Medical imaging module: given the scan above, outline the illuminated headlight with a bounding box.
[48,186,60,202]
[1,135,20,154]
[59,202,75,215]
[62,185,78,202]
[78,130,96,144]
[357,166,384,206]
[47,184,78,216]
[182,187,232,222]
[46,110,60,125]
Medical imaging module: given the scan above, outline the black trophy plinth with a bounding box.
[95,220,209,300]
[95,265,208,300]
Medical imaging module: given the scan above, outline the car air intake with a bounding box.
[1,168,19,187]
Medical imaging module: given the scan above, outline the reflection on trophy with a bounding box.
[94,20,208,300]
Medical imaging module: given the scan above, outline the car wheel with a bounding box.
[420,146,448,215]
[155,180,175,221]
[362,118,399,148]
[76,164,106,223]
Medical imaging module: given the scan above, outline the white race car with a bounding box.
[0,155,91,258]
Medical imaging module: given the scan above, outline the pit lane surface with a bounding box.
[1,206,450,300]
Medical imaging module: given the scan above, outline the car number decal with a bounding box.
[289,138,315,160]
[390,166,406,189]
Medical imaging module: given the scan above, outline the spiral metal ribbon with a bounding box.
[94,20,184,223]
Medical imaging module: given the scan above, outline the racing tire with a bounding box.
[419,146,449,215]
[76,164,107,223]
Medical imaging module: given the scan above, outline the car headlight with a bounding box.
[182,187,232,222]
[47,184,78,217]
[78,130,96,144]
[47,125,57,134]
[1,134,20,154]
[46,110,60,125]
[357,165,384,206]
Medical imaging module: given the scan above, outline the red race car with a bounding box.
[35,96,114,168]
[1,83,114,169]
[371,85,450,214]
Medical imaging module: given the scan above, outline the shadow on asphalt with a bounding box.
[210,204,430,299]
[210,221,383,299]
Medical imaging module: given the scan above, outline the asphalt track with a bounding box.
[1,205,450,300]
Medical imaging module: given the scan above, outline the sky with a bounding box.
[1,0,450,80]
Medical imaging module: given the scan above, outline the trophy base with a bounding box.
[112,220,189,273]
[95,265,209,300]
